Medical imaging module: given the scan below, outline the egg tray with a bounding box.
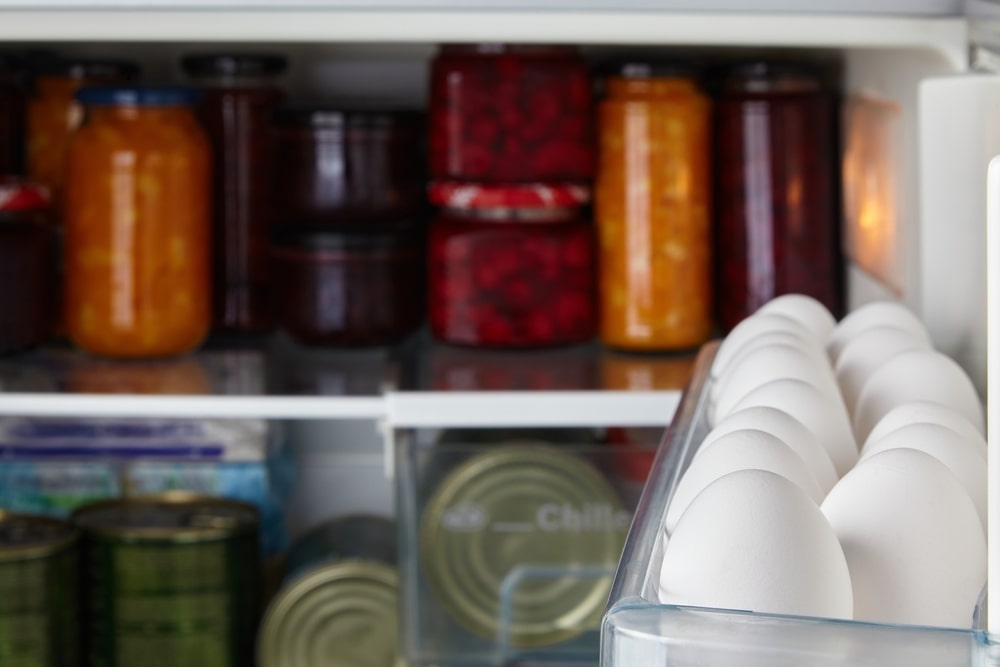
[601,340,995,667]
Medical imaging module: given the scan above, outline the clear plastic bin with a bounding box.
[601,341,994,667]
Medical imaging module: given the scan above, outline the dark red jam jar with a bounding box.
[270,222,425,347]
[0,54,26,175]
[272,105,426,223]
[714,61,843,331]
[0,179,55,353]
[428,182,596,348]
[182,52,288,334]
[429,44,594,183]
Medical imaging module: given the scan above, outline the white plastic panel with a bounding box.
[919,74,1000,394]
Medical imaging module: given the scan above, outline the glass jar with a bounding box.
[428,182,595,348]
[0,179,55,353]
[596,63,713,351]
[273,105,425,223]
[429,44,594,183]
[715,61,843,331]
[0,54,26,175]
[27,59,139,217]
[182,53,287,334]
[64,86,211,358]
[270,222,425,347]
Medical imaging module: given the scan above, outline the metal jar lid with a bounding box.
[257,560,399,667]
[0,511,78,561]
[419,444,630,648]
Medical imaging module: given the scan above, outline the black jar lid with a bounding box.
[271,221,423,253]
[606,60,701,80]
[76,84,200,107]
[720,60,827,92]
[36,58,140,81]
[274,104,424,132]
[181,53,289,78]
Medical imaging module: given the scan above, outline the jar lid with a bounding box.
[75,85,200,107]
[271,221,422,253]
[721,60,827,92]
[606,60,700,80]
[428,181,590,209]
[180,53,289,78]
[37,58,140,80]
[0,179,49,213]
[274,104,423,131]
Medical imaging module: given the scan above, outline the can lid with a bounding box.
[181,52,289,78]
[0,178,49,213]
[419,444,629,647]
[75,84,200,107]
[72,492,258,541]
[274,104,424,132]
[36,58,140,81]
[271,221,423,253]
[428,181,590,210]
[257,560,399,667]
[0,511,78,561]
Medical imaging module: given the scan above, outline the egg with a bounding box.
[664,428,824,534]
[711,342,840,426]
[710,327,826,384]
[827,301,930,366]
[853,349,984,444]
[862,401,986,452]
[699,405,838,495]
[660,469,853,619]
[834,325,933,419]
[821,448,986,628]
[758,294,837,341]
[712,313,818,379]
[728,378,857,477]
[859,422,986,532]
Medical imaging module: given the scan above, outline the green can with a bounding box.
[0,512,79,667]
[419,445,631,648]
[258,516,400,667]
[72,492,259,667]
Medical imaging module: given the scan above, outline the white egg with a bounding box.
[710,327,826,384]
[834,325,933,419]
[821,448,986,628]
[712,313,818,379]
[711,342,840,426]
[699,406,838,495]
[664,429,824,535]
[853,349,984,445]
[827,301,930,366]
[758,294,837,341]
[862,401,986,453]
[729,378,857,477]
[660,469,853,619]
[859,422,986,532]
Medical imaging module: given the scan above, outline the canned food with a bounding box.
[258,516,399,667]
[0,512,79,667]
[72,493,259,667]
[419,445,630,648]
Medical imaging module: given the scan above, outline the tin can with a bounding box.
[72,493,260,667]
[0,512,79,667]
[258,516,399,667]
[419,445,630,648]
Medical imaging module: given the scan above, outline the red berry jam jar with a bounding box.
[182,53,288,334]
[270,222,425,347]
[0,179,55,353]
[428,182,596,348]
[715,61,843,331]
[429,44,594,183]
[272,105,426,223]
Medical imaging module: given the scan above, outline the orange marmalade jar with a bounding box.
[595,63,713,351]
[65,86,211,358]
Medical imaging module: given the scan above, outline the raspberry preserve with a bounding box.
[715,61,843,331]
[428,182,596,348]
[270,222,425,347]
[429,44,594,183]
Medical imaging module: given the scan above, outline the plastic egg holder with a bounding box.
[602,341,992,667]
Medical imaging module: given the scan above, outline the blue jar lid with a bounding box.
[75,85,200,107]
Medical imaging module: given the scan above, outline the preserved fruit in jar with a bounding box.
[596,63,713,351]
[428,182,595,348]
[429,44,594,183]
[27,59,139,217]
[182,53,287,333]
[715,61,843,331]
[65,86,211,358]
